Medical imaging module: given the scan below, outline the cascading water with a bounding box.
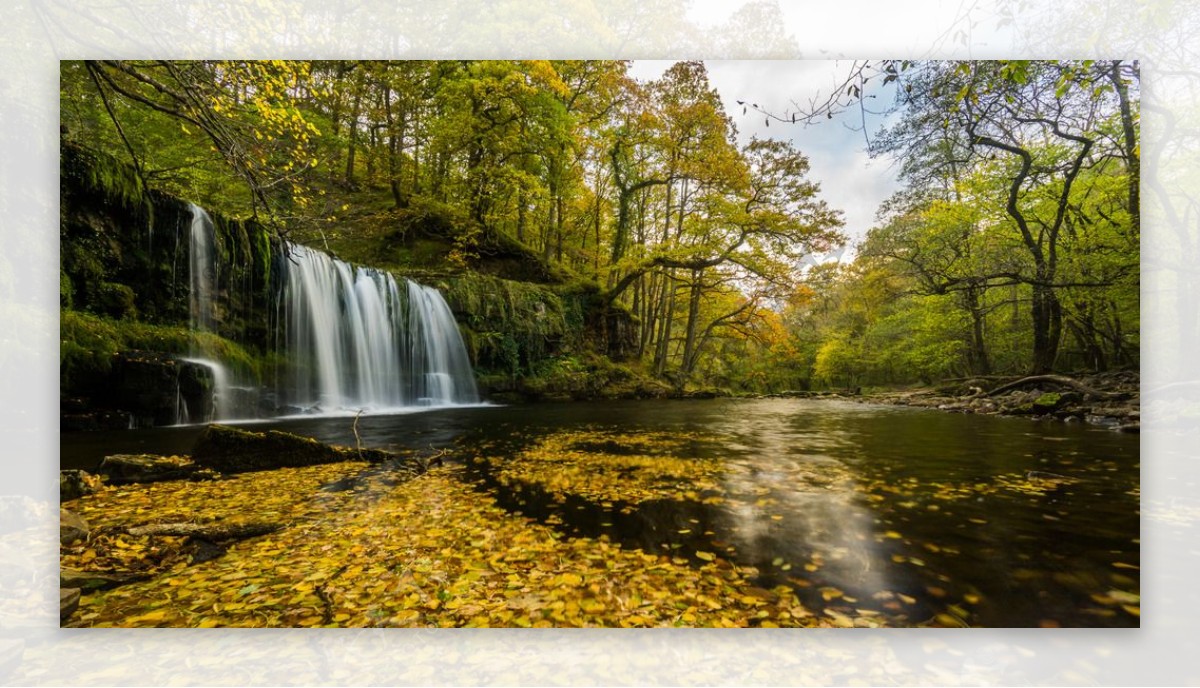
[177,203,479,423]
[182,204,235,423]
[407,281,479,405]
[280,243,478,413]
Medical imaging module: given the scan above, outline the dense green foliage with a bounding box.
[748,60,1140,387]
[61,59,1138,393]
[61,310,262,393]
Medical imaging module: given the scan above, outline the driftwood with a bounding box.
[974,374,1123,400]
[126,521,282,541]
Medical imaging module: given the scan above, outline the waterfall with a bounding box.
[280,243,478,413]
[407,281,479,405]
[188,204,217,334]
[184,204,235,422]
[178,204,479,423]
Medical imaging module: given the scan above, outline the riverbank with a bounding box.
[861,371,1140,431]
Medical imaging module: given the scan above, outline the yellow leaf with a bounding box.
[695,551,715,561]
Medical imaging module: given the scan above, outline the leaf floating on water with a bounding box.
[819,587,843,601]
[1121,605,1140,617]
[934,613,966,628]
[63,459,850,629]
[1106,590,1140,605]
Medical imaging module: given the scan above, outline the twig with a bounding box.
[353,409,364,460]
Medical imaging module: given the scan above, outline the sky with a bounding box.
[628,60,902,260]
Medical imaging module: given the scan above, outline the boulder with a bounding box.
[59,588,81,622]
[113,350,186,427]
[60,509,89,545]
[99,453,195,484]
[190,424,392,474]
[59,469,103,502]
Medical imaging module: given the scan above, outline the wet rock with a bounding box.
[175,359,216,422]
[60,397,90,414]
[114,350,187,427]
[1032,392,1065,414]
[99,453,195,484]
[59,588,81,621]
[60,509,89,545]
[60,410,131,432]
[1118,423,1140,433]
[60,469,103,502]
[60,567,151,591]
[190,424,393,474]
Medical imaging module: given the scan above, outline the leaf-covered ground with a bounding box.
[63,462,830,628]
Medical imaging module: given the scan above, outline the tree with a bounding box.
[875,60,1138,373]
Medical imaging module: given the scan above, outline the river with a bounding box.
[61,397,1140,628]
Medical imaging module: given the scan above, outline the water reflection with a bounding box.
[61,397,1139,627]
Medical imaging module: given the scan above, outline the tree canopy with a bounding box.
[61,59,1138,391]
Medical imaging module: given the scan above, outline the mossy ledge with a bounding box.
[61,142,654,425]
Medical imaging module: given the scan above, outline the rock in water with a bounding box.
[190,424,393,474]
[59,469,103,501]
[99,454,195,484]
[59,509,89,545]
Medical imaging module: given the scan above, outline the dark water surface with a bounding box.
[61,398,1140,628]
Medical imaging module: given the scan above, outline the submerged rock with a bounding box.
[190,424,393,474]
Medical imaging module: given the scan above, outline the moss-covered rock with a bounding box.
[60,310,263,417]
[1032,392,1064,413]
[190,424,393,474]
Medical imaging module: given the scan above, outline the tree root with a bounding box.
[971,374,1125,400]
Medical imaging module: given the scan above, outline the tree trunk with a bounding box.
[680,270,704,377]
[1030,281,1063,374]
[344,89,362,189]
[962,285,991,376]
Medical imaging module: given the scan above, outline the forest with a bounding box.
[58,60,1141,630]
[61,59,1139,394]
